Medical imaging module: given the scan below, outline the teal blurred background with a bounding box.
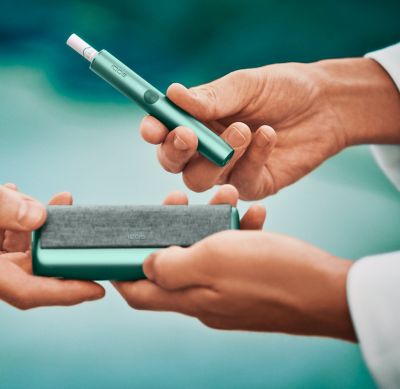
[1,0,400,387]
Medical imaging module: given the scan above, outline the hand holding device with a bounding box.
[66,34,234,167]
[115,221,356,342]
[33,203,240,281]
[0,185,104,310]
[141,58,400,200]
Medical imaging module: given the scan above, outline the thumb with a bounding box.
[143,245,209,290]
[167,70,256,122]
[0,185,46,231]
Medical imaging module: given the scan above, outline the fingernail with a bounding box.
[227,127,246,148]
[18,201,45,229]
[255,127,271,147]
[174,134,188,151]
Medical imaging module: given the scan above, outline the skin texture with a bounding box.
[140,58,400,200]
[3,57,398,342]
[114,185,356,342]
[116,57,400,341]
[0,184,105,309]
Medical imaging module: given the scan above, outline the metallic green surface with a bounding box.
[32,208,240,280]
[90,50,234,166]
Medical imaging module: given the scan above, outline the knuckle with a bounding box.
[164,163,183,174]
[199,84,218,104]
[192,84,218,119]
[157,148,183,174]
[182,171,211,193]
[230,69,257,86]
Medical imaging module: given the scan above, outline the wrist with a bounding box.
[314,58,400,146]
[315,255,356,342]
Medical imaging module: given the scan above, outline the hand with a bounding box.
[140,58,400,200]
[114,186,355,341]
[0,184,105,309]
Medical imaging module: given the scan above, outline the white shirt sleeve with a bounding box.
[347,252,400,388]
[366,43,400,191]
[347,43,400,388]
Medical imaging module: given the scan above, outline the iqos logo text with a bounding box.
[111,64,127,78]
[128,232,146,240]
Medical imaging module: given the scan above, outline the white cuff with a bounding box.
[366,43,400,91]
[347,251,400,388]
[370,145,400,191]
[366,43,400,192]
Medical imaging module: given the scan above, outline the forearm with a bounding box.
[315,57,400,146]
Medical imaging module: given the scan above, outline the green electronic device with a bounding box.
[32,205,240,281]
[66,34,234,167]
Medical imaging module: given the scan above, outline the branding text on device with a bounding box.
[111,64,127,78]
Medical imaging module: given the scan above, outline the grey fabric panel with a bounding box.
[40,205,232,248]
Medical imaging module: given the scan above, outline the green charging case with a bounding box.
[32,205,239,281]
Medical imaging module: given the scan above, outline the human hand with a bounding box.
[114,186,355,341]
[0,184,105,309]
[140,58,400,200]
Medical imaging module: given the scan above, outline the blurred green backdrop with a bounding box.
[1,0,399,388]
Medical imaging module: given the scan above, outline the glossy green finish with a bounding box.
[230,207,240,229]
[90,50,234,166]
[32,207,240,280]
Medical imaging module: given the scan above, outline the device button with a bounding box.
[143,90,159,104]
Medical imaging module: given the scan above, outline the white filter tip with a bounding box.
[66,33,98,62]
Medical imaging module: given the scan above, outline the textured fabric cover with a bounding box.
[40,205,233,248]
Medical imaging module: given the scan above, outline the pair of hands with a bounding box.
[0,183,355,341]
[3,56,398,341]
[122,56,398,341]
[0,183,262,307]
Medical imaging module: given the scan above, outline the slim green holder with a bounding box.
[67,34,234,167]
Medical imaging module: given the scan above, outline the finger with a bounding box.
[157,126,198,173]
[143,245,209,290]
[0,184,19,251]
[2,230,31,253]
[162,191,189,205]
[1,252,32,273]
[229,125,277,200]
[2,190,72,253]
[140,115,169,145]
[0,186,46,231]
[3,183,18,191]
[113,279,200,315]
[48,192,73,206]
[240,204,266,230]
[167,70,255,122]
[25,278,105,307]
[183,122,252,192]
[0,260,105,309]
[208,184,239,207]
[1,184,30,252]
